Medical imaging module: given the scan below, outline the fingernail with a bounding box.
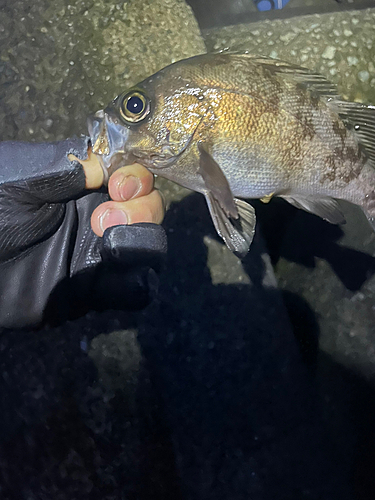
[99,209,128,233]
[117,175,141,201]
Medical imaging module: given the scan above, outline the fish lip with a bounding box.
[87,110,131,179]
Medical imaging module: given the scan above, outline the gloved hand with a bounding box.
[0,137,166,329]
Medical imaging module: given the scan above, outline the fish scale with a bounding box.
[88,52,375,255]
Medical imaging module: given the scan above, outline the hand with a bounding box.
[70,149,165,236]
[0,138,166,328]
[91,164,164,236]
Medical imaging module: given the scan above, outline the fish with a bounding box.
[88,52,375,256]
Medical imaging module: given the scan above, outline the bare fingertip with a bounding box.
[119,175,142,201]
[100,209,128,232]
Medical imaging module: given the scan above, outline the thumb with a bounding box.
[68,145,104,190]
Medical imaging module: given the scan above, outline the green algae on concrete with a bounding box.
[205,8,375,105]
[0,0,205,142]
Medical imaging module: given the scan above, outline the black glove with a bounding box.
[0,138,166,329]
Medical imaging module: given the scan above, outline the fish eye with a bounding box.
[120,91,150,123]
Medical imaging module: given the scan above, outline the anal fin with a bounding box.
[205,193,256,257]
[281,194,346,224]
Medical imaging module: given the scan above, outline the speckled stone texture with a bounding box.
[206,8,375,103]
[0,0,205,142]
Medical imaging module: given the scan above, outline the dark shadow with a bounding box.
[254,198,375,291]
[314,350,375,500]
[0,313,183,500]
[2,192,375,499]
[43,263,156,326]
[137,193,353,499]
[351,373,375,500]
[282,290,320,368]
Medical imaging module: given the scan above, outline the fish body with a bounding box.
[88,52,375,255]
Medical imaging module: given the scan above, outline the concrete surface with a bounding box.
[0,0,205,141]
[206,8,375,103]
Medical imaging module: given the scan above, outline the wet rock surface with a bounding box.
[0,1,374,499]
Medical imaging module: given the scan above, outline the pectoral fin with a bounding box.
[197,143,255,255]
[198,142,238,219]
[281,194,346,224]
[205,192,256,257]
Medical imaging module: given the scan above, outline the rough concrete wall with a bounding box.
[0,0,205,142]
[205,8,375,104]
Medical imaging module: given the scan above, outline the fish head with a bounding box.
[88,65,208,179]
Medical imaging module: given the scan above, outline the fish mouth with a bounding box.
[88,109,196,181]
[87,110,131,183]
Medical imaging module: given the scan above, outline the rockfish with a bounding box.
[88,52,375,255]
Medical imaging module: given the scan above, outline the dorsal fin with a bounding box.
[224,52,339,98]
